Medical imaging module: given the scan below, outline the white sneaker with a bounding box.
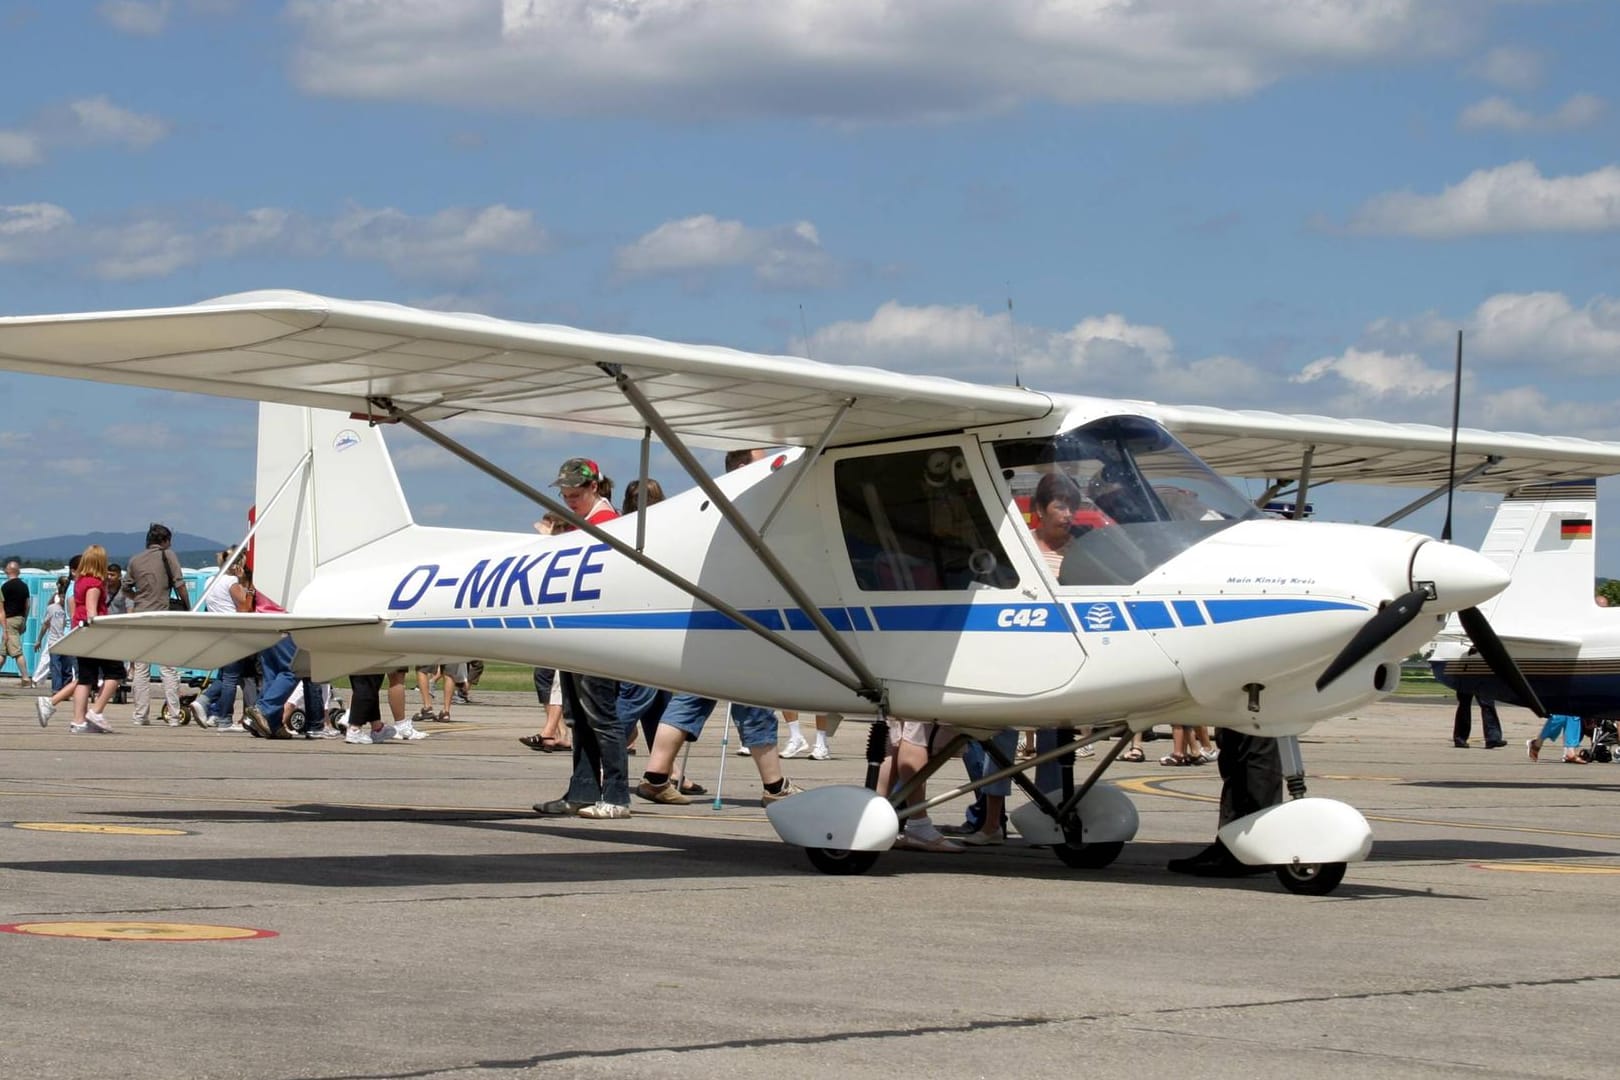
[780,735,810,758]
[394,720,428,741]
[132,714,151,726]
[84,711,111,733]
[577,801,631,820]
[736,744,751,756]
[345,726,372,745]
[809,744,831,761]
[36,695,54,727]
[218,722,247,734]
[189,699,209,727]
[69,721,90,734]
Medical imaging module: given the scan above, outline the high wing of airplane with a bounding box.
[7,290,1620,894]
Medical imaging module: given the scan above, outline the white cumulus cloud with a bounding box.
[98,0,172,35]
[1469,45,1542,91]
[286,0,1475,122]
[797,300,1272,403]
[0,96,170,168]
[615,215,837,289]
[1459,93,1605,133]
[1291,348,1456,398]
[1366,291,1620,374]
[0,201,549,282]
[1347,161,1620,237]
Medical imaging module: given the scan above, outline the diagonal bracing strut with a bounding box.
[368,395,884,706]
[598,363,884,703]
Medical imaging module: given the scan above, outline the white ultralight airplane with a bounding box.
[1428,480,1620,719]
[4,291,1619,895]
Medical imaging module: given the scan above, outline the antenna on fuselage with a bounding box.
[1006,287,1021,389]
[799,304,812,360]
[1441,330,1463,543]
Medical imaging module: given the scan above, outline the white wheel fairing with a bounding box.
[1218,798,1372,866]
[765,785,899,851]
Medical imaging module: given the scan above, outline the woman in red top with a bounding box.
[70,544,128,734]
[552,457,618,527]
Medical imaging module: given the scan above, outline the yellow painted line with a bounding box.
[1115,775,1217,802]
[12,822,186,836]
[1474,862,1620,875]
[0,921,276,942]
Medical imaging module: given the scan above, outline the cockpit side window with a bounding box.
[994,416,1259,587]
[835,447,1019,591]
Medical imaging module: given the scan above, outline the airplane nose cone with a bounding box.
[1409,541,1510,611]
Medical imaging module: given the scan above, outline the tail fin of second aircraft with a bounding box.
[1468,479,1597,632]
[252,403,413,609]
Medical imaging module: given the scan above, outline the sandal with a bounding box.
[1159,753,1195,766]
[1120,747,1145,762]
[436,710,452,723]
[519,733,571,752]
[676,779,707,796]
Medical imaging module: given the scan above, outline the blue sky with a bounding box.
[3,1,1618,569]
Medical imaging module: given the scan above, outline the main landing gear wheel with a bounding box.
[805,847,881,876]
[1051,836,1124,870]
[1274,861,1346,895]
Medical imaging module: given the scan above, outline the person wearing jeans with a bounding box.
[534,673,631,819]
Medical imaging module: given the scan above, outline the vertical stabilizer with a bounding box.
[1469,480,1596,631]
[253,404,413,609]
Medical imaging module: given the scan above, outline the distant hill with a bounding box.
[0,531,229,569]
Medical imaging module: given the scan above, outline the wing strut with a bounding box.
[598,365,886,704]
[760,397,853,538]
[367,395,884,706]
[1373,457,1501,528]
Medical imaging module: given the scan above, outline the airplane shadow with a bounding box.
[5,807,1609,896]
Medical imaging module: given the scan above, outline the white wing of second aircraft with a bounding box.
[0,290,1051,450]
[1144,402,1620,492]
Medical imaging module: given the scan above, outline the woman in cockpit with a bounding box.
[1031,472,1086,575]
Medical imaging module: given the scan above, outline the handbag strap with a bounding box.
[161,549,179,596]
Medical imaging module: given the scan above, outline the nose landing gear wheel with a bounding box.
[806,847,881,876]
[1274,861,1346,895]
[1052,838,1124,870]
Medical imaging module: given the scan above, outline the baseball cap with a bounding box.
[552,457,602,488]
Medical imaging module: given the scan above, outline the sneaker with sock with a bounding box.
[809,744,831,761]
[219,722,247,734]
[69,721,90,734]
[577,802,632,819]
[635,779,691,805]
[736,744,752,756]
[780,735,810,758]
[760,778,804,805]
[345,725,373,745]
[394,720,428,741]
[36,696,54,727]
[84,711,111,733]
[188,699,209,727]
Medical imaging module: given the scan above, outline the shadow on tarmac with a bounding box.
[3,816,1606,897]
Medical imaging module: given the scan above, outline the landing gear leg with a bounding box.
[1269,734,1348,895]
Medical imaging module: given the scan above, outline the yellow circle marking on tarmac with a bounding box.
[1474,862,1620,875]
[13,822,186,836]
[0,921,277,941]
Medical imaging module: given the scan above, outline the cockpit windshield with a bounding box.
[993,416,1261,587]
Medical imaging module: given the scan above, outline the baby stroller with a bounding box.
[1586,717,1618,763]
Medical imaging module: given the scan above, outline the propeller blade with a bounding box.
[1457,606,1548,718]
[1315,586,1430,692]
